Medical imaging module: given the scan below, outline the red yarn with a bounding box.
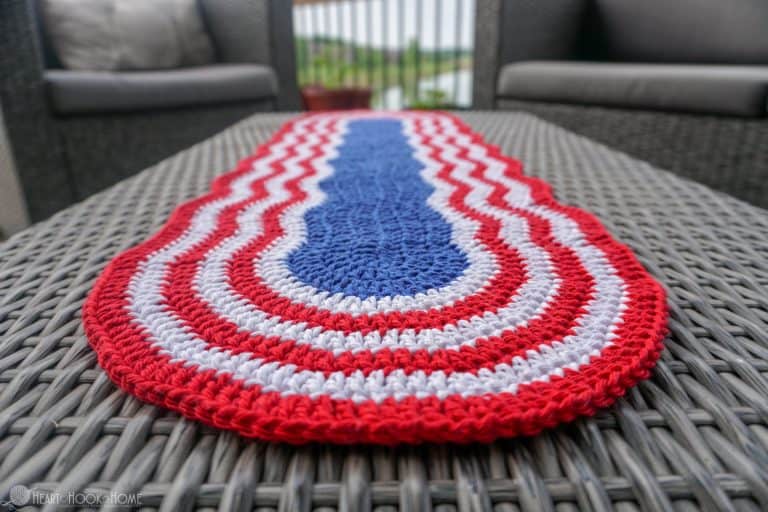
[83,112,667,445]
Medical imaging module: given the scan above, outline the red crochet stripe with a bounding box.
[166,135,527,333]
[162,217,591,377]
[159,117,596,376]
[83,112,667,445]
[224,177,526,333]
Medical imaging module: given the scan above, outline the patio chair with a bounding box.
[473,0,768,209]
[0,0,300,222]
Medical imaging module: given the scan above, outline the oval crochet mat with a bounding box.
[84,111,667,445]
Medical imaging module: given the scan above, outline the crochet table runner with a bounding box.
[84,112,667,445]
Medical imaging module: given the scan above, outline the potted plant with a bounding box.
[300,56,372,111]
[409,88,453,110]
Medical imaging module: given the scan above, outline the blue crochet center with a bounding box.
[286,118,469,298]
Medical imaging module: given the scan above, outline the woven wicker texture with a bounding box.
[1,112,767,511]
[496,100,768,211]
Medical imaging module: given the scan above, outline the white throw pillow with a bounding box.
[42,0,216,70]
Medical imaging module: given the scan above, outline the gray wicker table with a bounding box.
[1,112,767,511]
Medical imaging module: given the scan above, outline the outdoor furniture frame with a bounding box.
[473,0,768,210]
[0,0,300,222]
[1,112,768,510]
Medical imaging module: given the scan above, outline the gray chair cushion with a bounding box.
[497,62,768,117]
[497,0,589,64]
[41,0,215,71]
[593,0,768,64]
[200,0,270,64]
[46,64,277,114]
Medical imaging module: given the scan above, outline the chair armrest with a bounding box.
[0,0,70,220]
[0,0,50,120]
[473,0,589,108]
[201,0,300,110]
[266,0,301,111]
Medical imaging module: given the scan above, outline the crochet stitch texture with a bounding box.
[83,111,668,445]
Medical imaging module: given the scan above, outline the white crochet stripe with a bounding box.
[126,114,336,333]
[125,112,629,402]
[202,111,502,315]
[189,116,559,352]
[250,163,499,314]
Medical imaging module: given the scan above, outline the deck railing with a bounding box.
[293,0,475,110]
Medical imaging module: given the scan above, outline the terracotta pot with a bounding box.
[301,86,372,111]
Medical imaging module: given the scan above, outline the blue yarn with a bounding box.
[286,119,469,298]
